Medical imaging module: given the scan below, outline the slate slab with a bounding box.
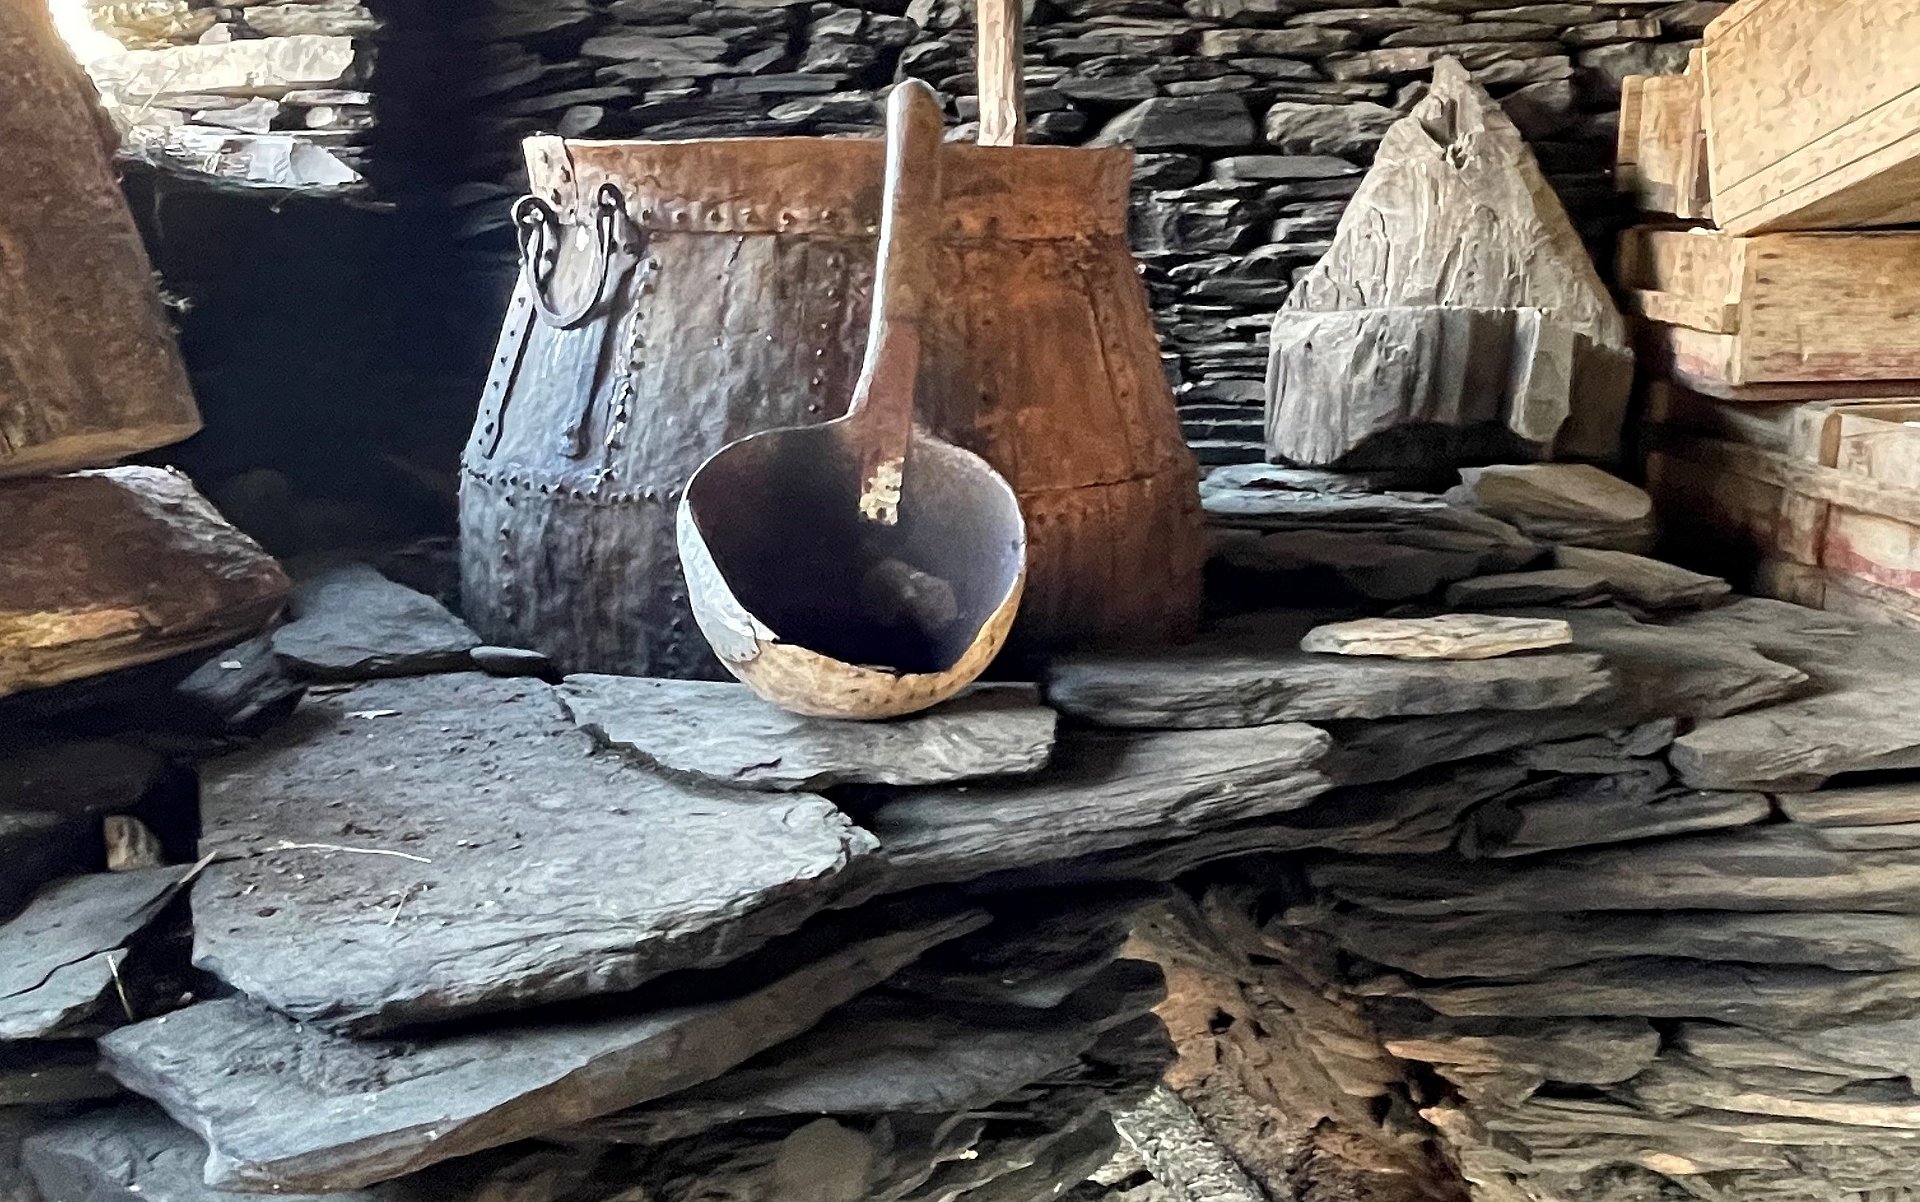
[578,960,1163,1145]
[20,1103,609,1202]
[1306,908,1920,979]
[1311,826,1920,916]
[1202,468,1544,600]
[1442,568,1611,608]
[1672,599,1920,791]
[1780,783,1920,828]
[1045,610,1611,728]
[1551,545,1731,610]
[1462,777,1771,858]
[102,906,983,1193]
[269,563,478,680]
[859,726,1333,891]
[559,676,1056,790]
[0,868,184,1040]
[1320,604,1814,783]
[192,674,880,1032]
[1447,464,1656,552]
[1359,959,1920,1026]
[1300,614,1573,659]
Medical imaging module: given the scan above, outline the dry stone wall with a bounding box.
[438,0,1710,466]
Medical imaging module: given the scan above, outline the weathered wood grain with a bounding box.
[0,2,201,477]
[1618,227,1920,388]
[1616,55,1712,220]
[1703,0,1920,234]
[0,469,288,699]
[1267,57,1629,468]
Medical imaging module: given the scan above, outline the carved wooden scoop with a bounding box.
[678,80,1028,720]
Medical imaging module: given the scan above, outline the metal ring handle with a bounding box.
[512,183,626,330]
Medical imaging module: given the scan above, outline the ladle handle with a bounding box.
[849,79,945,526]
[977,0,1025,147]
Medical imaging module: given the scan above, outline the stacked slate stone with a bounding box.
[896,0,1713,466]
[1044,460,1920,1201]
[442,0,917,250]
[422,1,1707,467]
[0,561,1216,1202]
[78,0,387,190]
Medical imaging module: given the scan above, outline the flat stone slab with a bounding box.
[861,725,1332,891]
[1301,614,1573,659]
[270,563,478,680]
[578,960,1162,1144]
[1312,825,1920,916]
[102,906,982,1193]
[192,674,880,1032]
[1312,908,1920,978]
[1448,463,1656,552]
[1044,610,1612,728]
[1443,568,1611,608]
[1203,468,1545,602]
[1552,545,1731,610]
[1320,605,1809,784]
[1780,783,1920,828]
[21,1103,610,1202]
[1672,599,1920,791]
[0,868,184,1040]
[559,676,1056,790]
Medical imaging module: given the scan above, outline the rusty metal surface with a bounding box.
[461,136,1203,679]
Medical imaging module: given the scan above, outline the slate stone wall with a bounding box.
[437,0,1715,468]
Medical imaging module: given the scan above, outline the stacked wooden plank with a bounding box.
[1617,0,1920,623]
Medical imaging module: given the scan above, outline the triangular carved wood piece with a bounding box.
[1266,59,1632,470]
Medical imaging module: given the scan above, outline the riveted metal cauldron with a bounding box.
[459,133,1204,679]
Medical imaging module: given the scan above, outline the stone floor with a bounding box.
[9,461,1920,1202]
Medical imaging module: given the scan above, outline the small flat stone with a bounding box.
[192,674,880,1032]
[102,906,983,1193]
[559,676,1056,790]
[862,727,1333,891]
[1046,610,1611,727]
[1301,615,1574,660]
[1444,569,1612,608]
[1447,464,1656,552]
[270,563,478,680]
[0,868,184,1040]
[467,645,553,678]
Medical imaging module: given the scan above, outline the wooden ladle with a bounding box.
[677,80,1028,720]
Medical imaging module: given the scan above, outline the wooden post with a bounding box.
[976,0,1025,148]
[0,0,201,478]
